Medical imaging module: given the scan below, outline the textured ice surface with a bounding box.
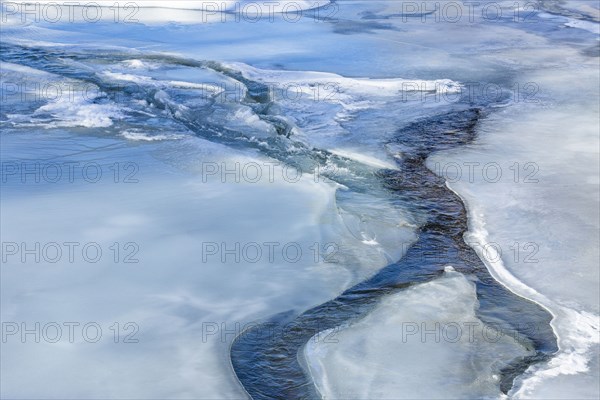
[305,269,531,399]
[429,42,600,399]
[0,131,365,398]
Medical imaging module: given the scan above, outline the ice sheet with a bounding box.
[305,268,531,399]
[429,53,600,398]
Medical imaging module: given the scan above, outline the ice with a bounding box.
[120,130,186,141]
[0,132,361,398]
[0,61,55,76]
[565,19,600,34]
[33,92,123,128]
[305,269,531,399]
[328,148,398,170]
[226,61,462,100]
[1,65,124,128]
[1,87,416,398]
[1,0,599,398]
[429,43,600,398]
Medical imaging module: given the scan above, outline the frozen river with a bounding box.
[1,1,598,398]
